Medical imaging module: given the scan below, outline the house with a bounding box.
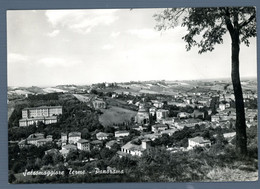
[68,132,81,144]
[160,128,178,136]
[96,132,110,140]
[90,140,103,149]
[77,139,91,151]
[120,139,151,157]
[92,99,106,109]
[141,133,161,141]
[177,112,189,119]
[156,109,169,121]
[188,136,211,150]
[151,124,168,133]
[61,133,67,143]
[152,100,164,108]
[106,140,118,149]
[45,148,59,155]
[26,133,45,146]
[160,117,175,125]
[115,130,130,138]
[223,132,236,143]
[18,139,31,148]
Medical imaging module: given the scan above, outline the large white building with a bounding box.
[188,136,211,150]
[19,106,62,127]
[77,139,90,151]
[68,132,81,144]
[22,106,62,118]
[120,139,151,157]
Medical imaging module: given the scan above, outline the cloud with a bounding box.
[37,57,82,68]
[45,9,118,34]
[111,31,120,38]
[127,28,161,39]
[8,53,28,63]
[47,29,60,37]
[102,44,114,50]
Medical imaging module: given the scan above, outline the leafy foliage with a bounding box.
[154,7,256,53]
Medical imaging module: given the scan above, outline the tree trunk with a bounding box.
[231,31,247,156]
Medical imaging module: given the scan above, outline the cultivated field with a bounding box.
[99,106,137,127]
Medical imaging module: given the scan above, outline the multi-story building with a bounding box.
[19,106,62,127]
[156,109,169,121]
[151,124,168,133]
[92,99,106,109]
[22,106,62,118]
[19,116,58,127]
[77,139,91,151]
[68,132,81,144]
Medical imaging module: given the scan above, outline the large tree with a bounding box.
[154,7,256,156]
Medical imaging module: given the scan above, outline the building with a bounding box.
[96,132,110,140]
[19,116,58,127]
[188,136,211,150]
[26,133,52,147]
[45,148,59,155]
[177,112,189,119]
[135,106,150,124]
[93,99,106,109]
[68,132,81,144]
[149,107,157,116]
[160,128,178,136]
[19,106,62,127]
[115,130,130,138]
[156,109,169,121]
[61,133,68,143]
[151,124,168,133]
[90,140,103,150]
[106,140,118,149]
[120,139,151,157]
[160,117,175,125]
[152,101,164,108]
[22,106,62,118]
[77,139,91,151]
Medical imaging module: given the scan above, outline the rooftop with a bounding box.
[189,136,210,144]
[23,106,62,110]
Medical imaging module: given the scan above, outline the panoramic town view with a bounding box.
[7,8,257,183]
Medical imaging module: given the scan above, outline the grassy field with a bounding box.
[99,106,137,127]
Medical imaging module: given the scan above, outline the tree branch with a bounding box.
[239,14,256,28]
[223,8,234,37]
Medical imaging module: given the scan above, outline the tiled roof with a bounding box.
[189,136,210,144]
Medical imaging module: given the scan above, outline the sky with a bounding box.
[7,9,257,87]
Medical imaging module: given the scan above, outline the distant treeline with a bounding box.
[28,93,60,101]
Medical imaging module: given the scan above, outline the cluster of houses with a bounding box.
[15,85,257,159]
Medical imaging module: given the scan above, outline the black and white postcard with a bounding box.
[7,7,258,183]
